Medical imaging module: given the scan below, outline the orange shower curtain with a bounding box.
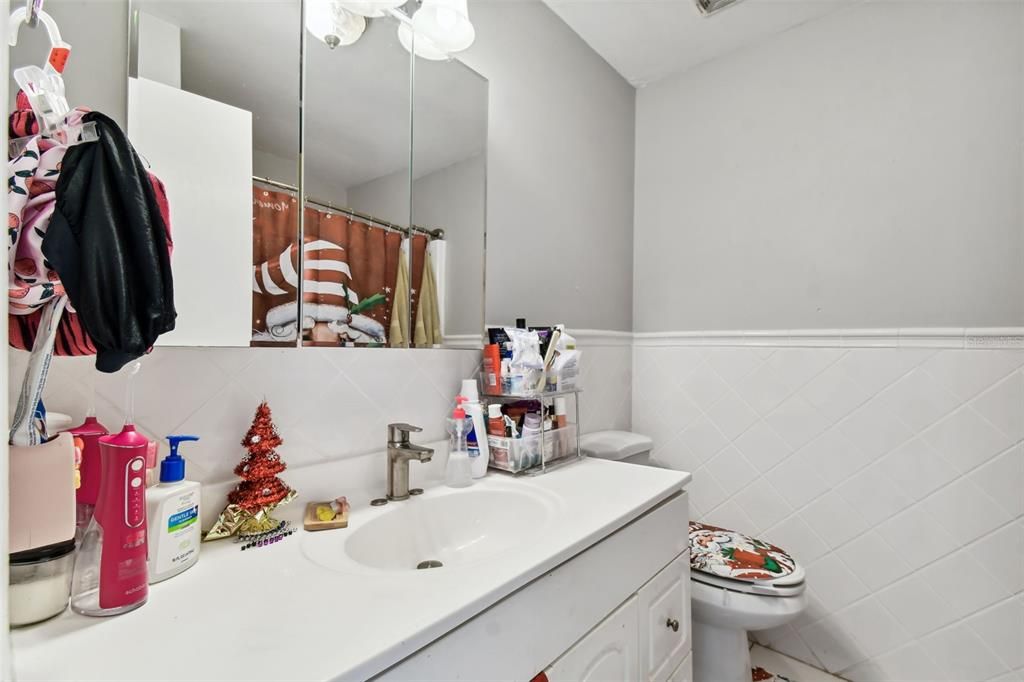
[250,183,432,347]
[302,211,405,347]
[251,186,299,347]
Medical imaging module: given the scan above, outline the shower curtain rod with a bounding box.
[253,176,445,240]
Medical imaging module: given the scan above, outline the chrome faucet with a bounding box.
[386,423,434,501]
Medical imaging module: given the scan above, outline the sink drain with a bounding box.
[416,560,443,570]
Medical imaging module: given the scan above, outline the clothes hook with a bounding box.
[8,4,62,48]
[8,4,71,134]
[25,0,42,28]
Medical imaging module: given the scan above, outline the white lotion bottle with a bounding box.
[146,435,201,583]
[460,379,490,478]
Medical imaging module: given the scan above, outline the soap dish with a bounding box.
[303,498,349,532]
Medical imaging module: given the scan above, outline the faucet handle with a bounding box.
[388,423,423,443]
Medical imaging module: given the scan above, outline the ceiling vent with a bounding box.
[695,0,745,17]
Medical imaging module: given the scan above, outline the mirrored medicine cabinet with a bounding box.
[8,0,487,350]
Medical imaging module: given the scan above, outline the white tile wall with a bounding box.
[8,338,631,486]
[633,342,1023,681]
[9,331,1019,680]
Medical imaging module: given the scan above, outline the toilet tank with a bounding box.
[579,431,654,466]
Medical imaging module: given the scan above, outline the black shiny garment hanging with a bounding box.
[43,111,176,373]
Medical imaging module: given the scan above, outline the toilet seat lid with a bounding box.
[689,521,804,587]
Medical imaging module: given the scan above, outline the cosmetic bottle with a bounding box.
[521,412,543,468]
[482,345,502,395]
[487,404,505,437]
[500,359,513,394]
[146,435,201,583]
[460,380,489,478]
[445,399,473,488]
[554,397,568,429]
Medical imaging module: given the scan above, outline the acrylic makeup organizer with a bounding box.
[482,387,583,476]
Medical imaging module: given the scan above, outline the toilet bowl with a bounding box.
[580,431,808,682]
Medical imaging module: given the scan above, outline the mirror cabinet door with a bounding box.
[409,40,487,349]
[302,8,412,348]
[128,0,303,347]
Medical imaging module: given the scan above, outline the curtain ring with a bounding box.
[24,0,42,28]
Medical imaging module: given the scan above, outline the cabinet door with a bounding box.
[638,552,691,682]
[545,596,640,682]
[667,653,692,682]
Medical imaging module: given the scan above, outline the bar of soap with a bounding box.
[304,498,350,531]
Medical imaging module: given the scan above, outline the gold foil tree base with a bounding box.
[203,488,297,541]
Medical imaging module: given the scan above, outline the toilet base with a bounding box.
[692,620,751,682]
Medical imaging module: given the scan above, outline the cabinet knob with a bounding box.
[666,617,680,633]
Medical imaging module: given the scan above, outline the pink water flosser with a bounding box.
[94,421,150,610]
[71,362,149,615]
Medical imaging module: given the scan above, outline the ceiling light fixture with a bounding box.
[397,22,449,61]
[306,0,366,49]
[340,0,405,19]
[410,0,474,53]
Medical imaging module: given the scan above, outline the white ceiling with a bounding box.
[542,0,857,87]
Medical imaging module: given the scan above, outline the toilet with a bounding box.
[580,431,808,682]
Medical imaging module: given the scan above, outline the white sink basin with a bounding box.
[302,484,560,573]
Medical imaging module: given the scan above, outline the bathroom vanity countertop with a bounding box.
[12,458,690,681]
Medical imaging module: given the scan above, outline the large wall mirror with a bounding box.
[129,0,303,348]
[301,6,487,349]
[10,0,486,350]
[129,0,487,348]
[409,50,487,349]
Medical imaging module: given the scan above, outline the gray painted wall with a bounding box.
[411,155,485,337]
[8,0,128,126]
[633,1,1024,332]
[347,156,485,337]
[461,1,636,332]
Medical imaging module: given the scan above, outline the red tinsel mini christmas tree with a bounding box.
[228,401,292,513]
[204,401,296,541]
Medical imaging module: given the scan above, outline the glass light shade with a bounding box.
[339,0,405,18]
[411,0,474,53]
[306,1,366,48]
[397,22,449,61]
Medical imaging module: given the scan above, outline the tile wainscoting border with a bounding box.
[446,329,635,348]
[633,328,1024,350]
[450,328,1024,350]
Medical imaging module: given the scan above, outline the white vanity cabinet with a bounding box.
[545,597,640,681]
[544,551,692,682]
[667,652,694,682]
[639,553,691,681]
[373,489,691,682]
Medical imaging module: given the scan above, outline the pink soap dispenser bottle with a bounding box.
[71,363,150,616]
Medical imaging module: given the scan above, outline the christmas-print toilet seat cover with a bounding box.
[689,521,801,585]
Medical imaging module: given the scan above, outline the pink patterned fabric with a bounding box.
[8,108,89,314]
[8,97,174,356]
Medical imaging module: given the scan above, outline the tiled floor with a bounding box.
[751,644,846,682]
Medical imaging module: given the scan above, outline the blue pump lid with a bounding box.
[161,435,200,483]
